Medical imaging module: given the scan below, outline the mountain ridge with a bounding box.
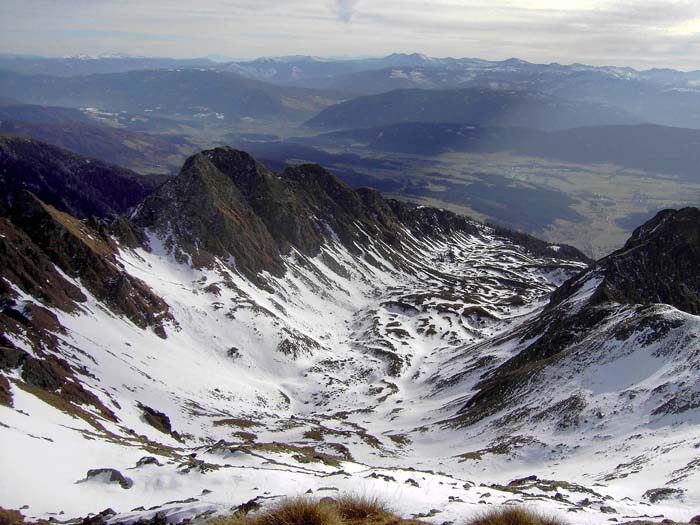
[0,134,158,218]
[0,69,343,122]
[132,146,589,284]
[453,205,700,434]
[306,87,642,131]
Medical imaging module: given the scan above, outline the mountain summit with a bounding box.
[593,207,700,313]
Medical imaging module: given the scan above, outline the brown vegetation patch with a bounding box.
[226,442,352,467]
[233,431,257,442]
[0,374,13,407]
[0,508,25,525]
[456,436,535,462]
[208,496,428,525]
[213,418,262,429]
[386,434,411,446]
[303,429,325,441]
[334,496,391,522]
[466,507,569,525]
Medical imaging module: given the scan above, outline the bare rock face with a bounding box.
[21,356,65,391]
[133,151,285,283]
[0,216,86,313]
[81,468,133,489]
[643,487,686,504]
[137,402,182,441]
[592,207,700,315]
[80,508,117,525]
[8,191,172,336]
[137,402,173,435]
[0,374,12,407]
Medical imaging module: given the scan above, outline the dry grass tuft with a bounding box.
[334,496,390,523]
[0,509,25,525]
[243,498,342,525]
[467,507,569,525]
[209,496,426,525]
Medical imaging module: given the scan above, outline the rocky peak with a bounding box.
[202,150,375,257]
[201,146,276,198]
[204,150,337,256]
[282,163,357,201]
[135,147,590,286]
[591,207,700,314]
[134,147,469,282]
[624,207,700,248]
[133,149,286,281]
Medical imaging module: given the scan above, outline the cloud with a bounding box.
[334,0,360,22]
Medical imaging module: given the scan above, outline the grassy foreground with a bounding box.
[209,496,424,525]
[4,499,693,525]
[208,497,570,525]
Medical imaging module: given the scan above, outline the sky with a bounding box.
[1,0,700,70]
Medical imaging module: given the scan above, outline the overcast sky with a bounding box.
[2,0,700,70]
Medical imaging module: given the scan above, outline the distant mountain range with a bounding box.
[216,53,448,86]
[217,53,700,90]
[0,54,214,76]
[306,87,641,131]
[221,54,700,128]
[0,69,343,122]
[3,53,700,128]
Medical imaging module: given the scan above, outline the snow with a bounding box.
[1,222,698,524]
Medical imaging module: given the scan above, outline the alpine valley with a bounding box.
[1,135,699,525]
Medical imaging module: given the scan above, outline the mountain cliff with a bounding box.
[592,207,700,312]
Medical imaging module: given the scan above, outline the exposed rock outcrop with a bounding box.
[134,147,587,284]
[8,191,172,336]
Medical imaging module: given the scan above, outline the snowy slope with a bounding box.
[1,150,699,525]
